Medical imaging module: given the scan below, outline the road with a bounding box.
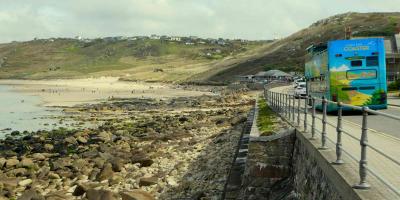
[279,85,400,139]
[269,85,400,198]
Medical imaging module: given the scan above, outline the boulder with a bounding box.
[0,158,6,169]
[96,163,113,181]
[72,159,88,171]
[19,158,34,168]
[139,177,158,187]
[86,189,119,200]
[18,179,33,187]
[72,183,90,196]
[44,144,54,151]
[50,158,72,170]
[131,155,153,167]
[96,131,113,143]
[109,175,123,185]
[64,137,77,144]
[9,168,28,176]
[32,153,46,161]
[120,190,155,200]
[77,136,87,144]
[6,157,19,168]
[17,189,45,200]
[48,172,60,179]
[110,158,124,172]
[45,192,68,200]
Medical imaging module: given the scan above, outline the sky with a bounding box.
[0,0,400,43]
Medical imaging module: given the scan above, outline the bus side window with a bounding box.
[366,56,379,67]
[351,60,363,67]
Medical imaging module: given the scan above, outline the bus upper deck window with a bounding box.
[351,60,362,67]
[366,56,379,66]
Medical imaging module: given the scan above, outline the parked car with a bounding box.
[294,82,307,98]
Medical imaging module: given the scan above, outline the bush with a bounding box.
[388,79,400,91]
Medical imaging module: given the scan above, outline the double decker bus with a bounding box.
[305,38,387,111]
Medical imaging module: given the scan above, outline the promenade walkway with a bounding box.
[268,86,400,199]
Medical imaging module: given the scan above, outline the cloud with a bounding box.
[1,0,400,43]
[331,64,350,72]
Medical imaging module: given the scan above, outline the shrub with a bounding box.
[388,79,400,91]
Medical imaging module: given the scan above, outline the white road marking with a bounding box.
[342,119,400,142]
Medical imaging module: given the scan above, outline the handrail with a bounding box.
[265,88,400,196]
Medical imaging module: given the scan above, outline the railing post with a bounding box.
[272,92,275,110]
[280,93,283,114]
[292,94,295,122]
[320,97,328,149]
[288,94,292,121]
[311,97,316,140]
[303,96,308,132]
[285,93,288,118]
[354,106,370,189]
[334,102,344,164]
[278,93,281,113]
[297,97,301,126]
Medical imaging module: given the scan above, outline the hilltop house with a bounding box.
[254,70,293,81]
[150,34,160,40]
[169,36,181,42]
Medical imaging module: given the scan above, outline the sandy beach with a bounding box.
[0,77,214,107]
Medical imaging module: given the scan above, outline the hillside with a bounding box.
[1,12,399,84]
[206,12,400,82]
[0,36,269,82]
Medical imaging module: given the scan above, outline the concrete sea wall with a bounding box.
[223,106,360,200]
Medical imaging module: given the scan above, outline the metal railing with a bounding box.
[264,89,400,196]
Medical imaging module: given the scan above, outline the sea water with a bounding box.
[0,84,62,138]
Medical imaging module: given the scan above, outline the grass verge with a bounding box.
[257,97,278,136]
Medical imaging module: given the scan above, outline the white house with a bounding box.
[170,36,181,41]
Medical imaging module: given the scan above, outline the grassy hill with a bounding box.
[1,12,399,84]
[0,37,269,82]
[206,12,400,82]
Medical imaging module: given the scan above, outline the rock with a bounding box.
[86,189,118,200]
[73,183,90,196]
[92,157,106,169]
[72,159,88,171]
[77,136,87,144]
[44,192,67,200]
[48,172,60,179]
[110,158,124,172]
[32,153,46,161]
[120,190,155,200]
[9,168,28,176]
[64,136,77,144]
[10,130,20,136]
[6,157,19,168]
[50,158,72,170]
[109,175,123,185]
[17,189,45,200]
[0,157,6,168]
[139,177,158,187]
[19,158,34,168]
[166,177,178,186]
[96,131,113,142]
[191,191,206,200]
[131,156,153,168]
[44,144,54,151]
[18,179,33,187]
[96,163,114,181]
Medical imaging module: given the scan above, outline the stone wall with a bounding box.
[240,131,295,200]
[292,136,343,200]
[223,105,360,199]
